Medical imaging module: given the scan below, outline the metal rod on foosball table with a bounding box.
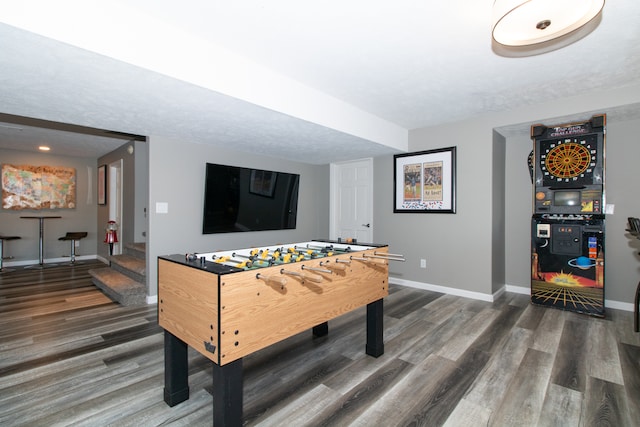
[257,248,283,261]
[301,265,332,274]
[282,248,311,262]
[232,252,274,267]
[269,251,301,265]
[211,255,252,269]
[305,243,345,253]
[294,245,329,254]
[365,253,406,262]
[288,247,319,259]
[305,243,333,251]
[350,255,387,263]
[319,260,347,271]
[280,268,324,283]
[375,251,404,258]
[306,243,353,254]
[231,252,254,261]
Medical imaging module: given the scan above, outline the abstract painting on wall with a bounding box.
[1,164,76,210]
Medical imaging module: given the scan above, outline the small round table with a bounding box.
[20,216,62,267]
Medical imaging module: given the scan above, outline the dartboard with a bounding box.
[539,135,597,184]
[545,143,591,177]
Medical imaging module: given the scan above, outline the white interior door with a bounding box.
[330,158,373,243]
[108,159,123,255]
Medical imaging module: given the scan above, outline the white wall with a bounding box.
[146,136,330,297]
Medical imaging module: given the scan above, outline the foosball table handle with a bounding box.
[369,252,406,262]
[301,265,332,274]
[256,273,287,288]
[280,268,324,283]
[320,261,347,271]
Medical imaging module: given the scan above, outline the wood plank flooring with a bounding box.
[1,261,639,426]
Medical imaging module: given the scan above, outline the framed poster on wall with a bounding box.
[393,147,456,213]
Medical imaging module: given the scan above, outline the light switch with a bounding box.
[156,202,169,214]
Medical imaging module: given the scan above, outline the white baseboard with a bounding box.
[605,300,634,312]
[4,254,99,267]
[390,278,634,312]
[505,284,530,295]
[390,277,496,302]
[95,255,109,265]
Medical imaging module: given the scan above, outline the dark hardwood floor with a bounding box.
[1,261,639,426]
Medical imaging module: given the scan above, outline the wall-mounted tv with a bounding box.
[203,163,300,234]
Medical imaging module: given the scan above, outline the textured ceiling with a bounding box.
[0,1,639,162]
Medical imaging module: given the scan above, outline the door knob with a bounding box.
[362,223,370,228]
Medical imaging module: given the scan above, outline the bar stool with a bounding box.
[58,232,88,264]
[0,235,21,272]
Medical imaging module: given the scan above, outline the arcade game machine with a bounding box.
[530,114,606,317]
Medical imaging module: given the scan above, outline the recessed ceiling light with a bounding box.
[38,146,51,151]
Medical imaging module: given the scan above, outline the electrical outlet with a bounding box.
[420,259,426,268]
[75,240,80,247]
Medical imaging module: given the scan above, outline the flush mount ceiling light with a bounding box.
[38,145,51,151]
[492,0,605,57]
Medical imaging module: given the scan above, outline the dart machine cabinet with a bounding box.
[530,114,606,317]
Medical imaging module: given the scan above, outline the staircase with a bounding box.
[89,242,147,306]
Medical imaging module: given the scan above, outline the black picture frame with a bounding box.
[98,164,107,205]
[393,146,456,213]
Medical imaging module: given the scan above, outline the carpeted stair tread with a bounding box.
[110,254,146,276]
[125,242,146,260]
[89,267,146,306]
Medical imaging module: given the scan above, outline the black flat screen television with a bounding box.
[202,163,300,234]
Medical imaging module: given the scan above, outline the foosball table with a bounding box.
[158,240,403,426]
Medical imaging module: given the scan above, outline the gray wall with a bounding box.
[134,140,149,242]
[375,117,495,297]
[0,148,98,262]
[504,127,535,291]
[3,85,638,308]
[146,136,330,297]
[505,117,640,304]
[374,82,640,306]
[491,131,506,294]
[97,141,144,259]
